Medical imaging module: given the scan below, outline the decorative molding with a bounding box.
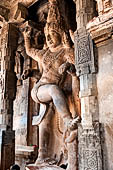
[87,8,113,45]
[75,29,97,76]
[78,123,103,170]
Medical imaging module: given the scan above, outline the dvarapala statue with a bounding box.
[22,0,80,168]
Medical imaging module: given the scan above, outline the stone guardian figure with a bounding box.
[22,0,80,168]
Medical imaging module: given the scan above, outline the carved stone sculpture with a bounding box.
[22,0,80,169]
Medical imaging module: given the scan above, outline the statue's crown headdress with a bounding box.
[45,0,65,34]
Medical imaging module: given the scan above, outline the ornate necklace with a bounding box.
[43,48,65,71]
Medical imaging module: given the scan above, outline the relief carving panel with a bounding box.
[75,30,97,76]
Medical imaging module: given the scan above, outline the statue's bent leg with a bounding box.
[31,84,79,165]
[31,83,71,120]
[37,84,72,122]
[37,84,80,139]
[32,83,80,128]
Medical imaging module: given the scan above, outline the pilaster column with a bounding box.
[74,0,103,169]
[0,23,18,170]
[75,0,96,29]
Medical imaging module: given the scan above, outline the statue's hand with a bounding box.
[21,69,32,80]
[58,62,70,75]
[63,116,81,143]
[67,64,76,76]
[59,63,76,76]
[23,26,32,37]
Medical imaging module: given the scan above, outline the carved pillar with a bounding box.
[75,0,96,30]
[0,23,18,170]
[74,0,103,169]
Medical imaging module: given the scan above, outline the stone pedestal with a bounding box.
[26,164,63,170]
[15,145,38,170]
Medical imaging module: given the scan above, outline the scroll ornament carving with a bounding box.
[77,36,91,65]
[78,123,102,170]
[75,31,97,76]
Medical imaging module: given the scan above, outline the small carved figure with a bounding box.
[22,0,80,167]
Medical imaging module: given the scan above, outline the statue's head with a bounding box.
[44,0,70,49]
[44,21,63,49]
[45,30,61,49]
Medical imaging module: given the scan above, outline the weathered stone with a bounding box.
[0,0,38,9]
[87,8,113,45]
[9,3,28,22]
[0,22,18,169]
[74,0,103,170]
[78,123,102,170]
[75,30,97,76]
[0,5,10,21]
[13,79,29,146]
[1,131,15,170]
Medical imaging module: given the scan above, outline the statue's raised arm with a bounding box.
[23,27,43,62]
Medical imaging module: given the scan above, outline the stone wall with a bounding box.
[97,39,113,170]
[87,2,113,169]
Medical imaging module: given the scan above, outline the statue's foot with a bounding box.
[35,157,58,165]
[35,157,44,165]
[63,116,80,143]
[65,129,77,143]
[68,116,80,131]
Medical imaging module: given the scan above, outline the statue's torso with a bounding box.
[39,48,66,85]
